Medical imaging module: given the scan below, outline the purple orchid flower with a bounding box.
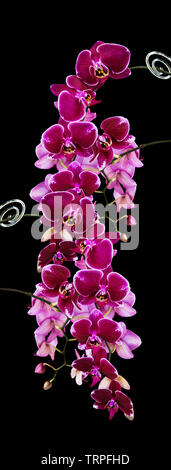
[39,263,71,300]
[91,379,134,420]
[74,269,130,306]
[48,161,101,197]
[50,75,101,122]
[76,41,131,88]
[28,297,66,326]
[105,164,137,199]
[37,263,79,315]
[72,346,118,387]
[92,116,134,168]
[35,315,64,340]
[41,121,98,162]
[37,241,78,272]
[35,333,58,361]
[30,162,100,208]
[70,309,122,350]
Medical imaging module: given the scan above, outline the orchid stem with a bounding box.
[43,363,57,371]
[0,287,62,314]
[130,65,171,75]
[106,342,112,362]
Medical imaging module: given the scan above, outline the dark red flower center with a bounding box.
[95,66,109,78]
[98,134,112,150]
[59,282,74,298]
[80,240,87,252]
[63,215,76,226]
[53,252,64,263]
[84,92,92,104]
[96,288,108,302]
[62,143,76,156]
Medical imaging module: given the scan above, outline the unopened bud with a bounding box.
[43,380,53,391]
[120,233,128,243]
[127,215,136,226]
[35,363,46,374]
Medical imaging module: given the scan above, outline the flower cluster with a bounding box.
[28,41,143,421]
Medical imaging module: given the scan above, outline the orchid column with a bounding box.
[29,41,143,421]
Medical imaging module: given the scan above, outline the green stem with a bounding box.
[0,287,62,313]
[130,66,147,71]
[61,317,70,332]
[130,65,171,76]
[50,363,66,382]
[106,342,112,362]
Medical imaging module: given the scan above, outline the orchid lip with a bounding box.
[62,142,76,156]
[98,134,112,150]
[96,288,108,302]
[63,214,76,226]
[95,65,109,78]
[53,252,64,263]
[59,282,74,298]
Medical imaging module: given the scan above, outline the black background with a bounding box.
[0,14,170,469]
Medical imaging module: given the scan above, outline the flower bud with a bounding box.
[120,233,128,242]
[127,215,136,226]
[35,363,46,374]
[43,381,53,391]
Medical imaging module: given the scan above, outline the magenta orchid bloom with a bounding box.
[74,269,130,306]
[40,263,71,298]
[72,347,118,387]
[51,75,101,122]
[76,41,131,88]
[92,116,133,168]
[70,310,122,350]
[37,241,78,272]
[30,162,100,205]
[41,121,98,161]
[91,379,134,420]
[47,161,101,197]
